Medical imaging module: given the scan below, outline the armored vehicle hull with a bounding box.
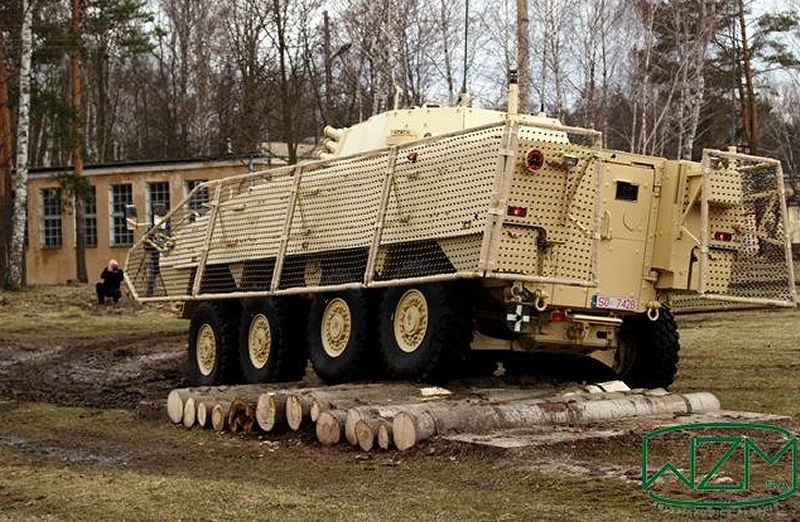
[125,86,796,387]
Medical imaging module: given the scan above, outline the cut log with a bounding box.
[393,411,437,451]
[255,391,288,432]
[316,410,348,446]
[355,418,387,452]
[167,382,304,427]
[182,396,197,428]
[377,421,393,450]
[167,389,192,424]
[301,383,446,424]
[196,400,213,428]
[228,397,257,434]
[286,394,311,431]
[310,397,362,421]
[391,392,720,451]
[211,400,232,432]
[343,404,412,445]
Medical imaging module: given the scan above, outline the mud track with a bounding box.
[0,331,186,409]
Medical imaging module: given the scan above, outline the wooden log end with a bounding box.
[166,389,185,424]
[310,398,324,422]
[196,402,208,428]
[211,403,227,432]
[316,410,347,446]
[227,397,255,434]
[182,396,196,428]
[354,419,376,452]
[286,394,307,431]
[258,392,288,433]
[377,422,393,451]
[393,411,435,451]
[344,409,363,446]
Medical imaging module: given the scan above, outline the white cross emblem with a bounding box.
[506,304,531,333]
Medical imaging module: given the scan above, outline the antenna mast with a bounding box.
[458,0,470,105]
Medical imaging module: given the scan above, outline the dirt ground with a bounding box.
[0,285,798,521]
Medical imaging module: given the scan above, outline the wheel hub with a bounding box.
[321,298,351,358]
[248,314,272,369]
[394,289,428,353]
[196,324,217,376]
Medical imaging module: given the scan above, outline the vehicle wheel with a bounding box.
[378,283,473,382]
[308,291,372,384]
[238,298,308,383]
[615,306,680,389]
[188,302,238,385]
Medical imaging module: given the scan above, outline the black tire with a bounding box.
[616,306,680,389]
[378,283,473,382]
[307,291,372,384]
[237,298,308,383]
[188,302,238,385]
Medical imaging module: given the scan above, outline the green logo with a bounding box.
[641,422,797,508]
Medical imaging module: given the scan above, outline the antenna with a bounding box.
[460,0,470,98]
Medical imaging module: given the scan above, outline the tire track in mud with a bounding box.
[0,331,187,409]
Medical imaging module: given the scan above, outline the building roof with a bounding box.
[26,141,321,179]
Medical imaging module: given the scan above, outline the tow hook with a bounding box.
[645,301,661,322]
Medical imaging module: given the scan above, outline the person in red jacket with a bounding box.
[95,259,124,304]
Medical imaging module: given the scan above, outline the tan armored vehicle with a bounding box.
[124,79,797,388]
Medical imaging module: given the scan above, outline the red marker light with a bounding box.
[551,310,566,322]
[507,205,528,218]
[525,149,545,172]
[714,231,732,242]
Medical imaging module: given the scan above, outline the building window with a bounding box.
[41,187,62,248]
[84,186,97,248]
[185,179,209,215]
[147,182,170,225]
[109,184,133,246]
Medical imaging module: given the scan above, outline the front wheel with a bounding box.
[615,306,680,389]
[378,283,473,382]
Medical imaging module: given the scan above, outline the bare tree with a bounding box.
[72,0,88,283]
[516,0,530,112]
[0,29,13,285]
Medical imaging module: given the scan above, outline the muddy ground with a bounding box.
[0,285,799,521]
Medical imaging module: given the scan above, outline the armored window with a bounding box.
[147,182,170,225]
[41,187,62,248]
[83,185,97,248]
[185,179,209,215]
[615,181,639,201]
[109,184,133,246]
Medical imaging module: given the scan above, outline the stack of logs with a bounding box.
[166,381,720,452]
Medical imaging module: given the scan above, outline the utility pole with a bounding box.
[71,0,88,283]
[516,0,530,113]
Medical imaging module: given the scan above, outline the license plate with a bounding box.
[591,295,637,311]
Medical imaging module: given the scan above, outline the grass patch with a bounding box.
[0,284,184,341]
[673,308,800,419]
[0,405,702,522]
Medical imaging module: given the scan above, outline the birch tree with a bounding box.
[8,0,34,289]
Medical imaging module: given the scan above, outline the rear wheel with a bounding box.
[615,306,680,389]
[238,298,308,383]
[308,291,372,384]
[378,283,473,382]
[188,302,237,385]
